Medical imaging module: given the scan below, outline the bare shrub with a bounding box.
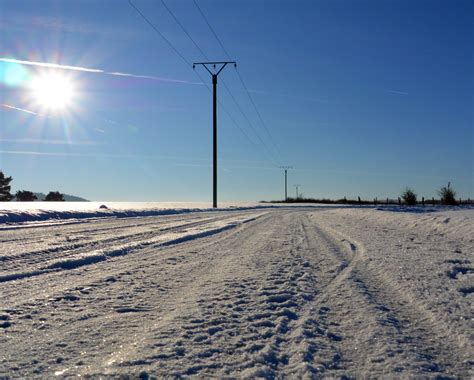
[438,183,457,205]
[401,188,417,206]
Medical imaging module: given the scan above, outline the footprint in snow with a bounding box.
[458,286,474,296]
[0,314,11,328]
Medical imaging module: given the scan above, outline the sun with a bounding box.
[29,73,75,111]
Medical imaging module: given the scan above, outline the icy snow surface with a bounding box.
[0,205,472,377]
[0,201,275,224]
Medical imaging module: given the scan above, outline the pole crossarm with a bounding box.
[193,61,236,76]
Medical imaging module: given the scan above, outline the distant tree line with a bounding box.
[266,182,470,206]
[0,170,65,202]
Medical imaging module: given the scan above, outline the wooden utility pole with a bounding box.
[193,61,236,208]
[280,166,292,201]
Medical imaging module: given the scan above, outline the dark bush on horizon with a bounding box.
[401,188,417,206]
[15,190,37,202]
[438,183,457,205]
[44,191,65,202]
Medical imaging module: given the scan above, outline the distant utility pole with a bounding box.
[193,61,236,208]
[280,166,292,201]
[294,184,300,199]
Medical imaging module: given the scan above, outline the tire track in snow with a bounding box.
[0,212,264,313]
[1,209,470,377]
[95,210,364,378]
[1,212,269,376]
[91,211,323,377]
[0,212,261,284]
[0,213,246,266]
[305,214,471,377]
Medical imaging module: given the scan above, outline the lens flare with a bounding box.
[0,61,30,87]
[29,73,75,111]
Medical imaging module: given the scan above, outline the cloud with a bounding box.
[0,103,58,120]
[107,71,202,85]
[0,12,140,40]
[1,102,138,134]
[0,150,90,157]
[0,138,100,146]
[0,58,203,85]
[0,150,209,161]
[0,103,38,116]
[247,88,329,103]
[385,89,409,95]
[0,58,102,74]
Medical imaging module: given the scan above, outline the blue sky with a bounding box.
[0,0,472,202]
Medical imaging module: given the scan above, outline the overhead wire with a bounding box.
[127,0,257,152]
[158,0,280,166]
[161,0,280,165]
[159,0,209,61]
[192,0,233,61]
[191,0,284,164]
[128,0,192,68]
[129,0,279,166]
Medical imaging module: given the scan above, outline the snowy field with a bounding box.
[0,201,271,224]
[0,205,472,377]
[0,201,337,225]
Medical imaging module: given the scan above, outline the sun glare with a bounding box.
[30,73,75,111]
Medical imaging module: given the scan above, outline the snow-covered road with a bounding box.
[1,208,472,377]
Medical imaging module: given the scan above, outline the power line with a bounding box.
[128,0,192,68]
[220,80,280,166]
[158,0,280,166]
[192,0,284,163]
[235,68,283,161]
[218,100,256,148]
[159,0,210,61]
[192,0,233,61]
[129,0,282,170]
[128,0,217,99]
[128,1,250,146]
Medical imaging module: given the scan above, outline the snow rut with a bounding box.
[0,213,257,284]
[305,215,472,377]
[1,209,471,378]
[89,212,329,377]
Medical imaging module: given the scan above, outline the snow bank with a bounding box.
[0,202,274,225]
[1,201,470,226]
[0,201,341,225]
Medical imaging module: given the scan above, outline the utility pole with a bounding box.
[280,166,292,201]
[294,184,300,199]
[193,61,236,208]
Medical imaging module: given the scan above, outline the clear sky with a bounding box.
[0,0,472,202]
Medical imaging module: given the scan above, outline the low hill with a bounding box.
[12,193,89,202]
[34,193,89,202]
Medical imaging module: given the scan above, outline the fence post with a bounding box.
[422,196,425,206]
